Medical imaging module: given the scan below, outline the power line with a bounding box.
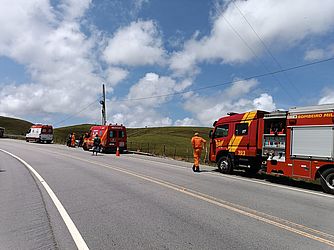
[112,57,334,103]
[214,4,295,100]
[54,96,102,127]
[52,57,333,125]
[232,0,302,96]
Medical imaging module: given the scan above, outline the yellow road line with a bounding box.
[33,148,334,247]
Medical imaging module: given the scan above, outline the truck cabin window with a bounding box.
[110,131,116,138]
[235,123,248,136]
[214,125,229,138]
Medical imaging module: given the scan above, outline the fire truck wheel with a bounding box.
[320,168,334,194]
[217,156,233,174]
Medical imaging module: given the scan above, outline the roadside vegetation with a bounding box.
[0,116,33,138]
[53,124,211,162]
[0,116,211,162]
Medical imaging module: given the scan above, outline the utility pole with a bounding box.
[100,84,106,125]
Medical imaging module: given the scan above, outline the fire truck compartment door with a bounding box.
[291,126,334,160]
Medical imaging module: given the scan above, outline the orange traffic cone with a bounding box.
[116,147,120,157]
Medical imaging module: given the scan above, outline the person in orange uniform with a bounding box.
[71,132,76,147]
[191,132,206,172]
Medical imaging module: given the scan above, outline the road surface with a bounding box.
[0,139,333,249]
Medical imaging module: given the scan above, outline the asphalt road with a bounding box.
[0,139,333,250]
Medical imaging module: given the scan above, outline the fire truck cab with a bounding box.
[209,104,334,194]
[83,124,127,153]
[26,124,53,143]
[209,111,268,174]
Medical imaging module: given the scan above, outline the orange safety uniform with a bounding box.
[191,134,206,171]
[71,133,76,147]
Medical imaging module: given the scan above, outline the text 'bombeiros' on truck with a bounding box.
[26,124,53,143]
[209,103,334,194]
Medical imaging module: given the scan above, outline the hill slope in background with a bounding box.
[0,116,211,161]
[0,116,33,136]
[127,126,211,160]
[53,125,211,147]
[53,125,211,160]
[53,124,93,144]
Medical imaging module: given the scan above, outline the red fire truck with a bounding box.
[26,124,53,143]
[82,124,127,153]
[209,103,334,194]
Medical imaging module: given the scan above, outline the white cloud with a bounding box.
[170,0,334,75]
[107,73,192,127]
[58,0,92,21]
[318,89,334,105]
[126,73,191,107]
[133,0,149,10]
[182,79,276,126]
[106,67,129,86]
[174,117,198,126]
[103,20,166,66]
[0,0,105,121]
[253,93,276,111]
[304,44,334,61]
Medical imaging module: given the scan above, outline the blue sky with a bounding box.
[0,0,334,127]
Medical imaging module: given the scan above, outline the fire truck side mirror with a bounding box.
[209,130,213,138]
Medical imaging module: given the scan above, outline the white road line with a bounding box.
[124,154,334,199]
[0,149,89,250]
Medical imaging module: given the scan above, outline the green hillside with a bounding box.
[0,115,212,162]
[0,116,33,136]
[53,124,93,144]
[127,126,211,161]
[54,125,211,161]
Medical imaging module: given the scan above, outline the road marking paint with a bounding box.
[37,149,334,247]
[120,154,334,198]
[3,139,333,198]
[0,149,89,250]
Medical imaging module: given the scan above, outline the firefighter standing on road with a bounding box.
[92,134,101,156]
[191,132,206,172]
[71,133,76,147]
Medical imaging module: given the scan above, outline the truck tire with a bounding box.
[217,156,233,174]
[320,168,334,194]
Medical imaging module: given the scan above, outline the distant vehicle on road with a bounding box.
[0,127,4,137]
[26,124,53,143]
[83,124,127,153]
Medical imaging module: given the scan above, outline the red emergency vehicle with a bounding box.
[82,124,127,153]
[209,103,334,194]
[26,124,53,143]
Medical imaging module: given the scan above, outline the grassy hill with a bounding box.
[127,126,211,160]
[0,115,211,162]
[0,116,33,136]
[53,125,211,161]
[53,124,93,144]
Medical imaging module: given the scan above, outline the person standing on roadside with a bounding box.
[191,132,206,172]
[92,134,101,156]
[71,132,76,147]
